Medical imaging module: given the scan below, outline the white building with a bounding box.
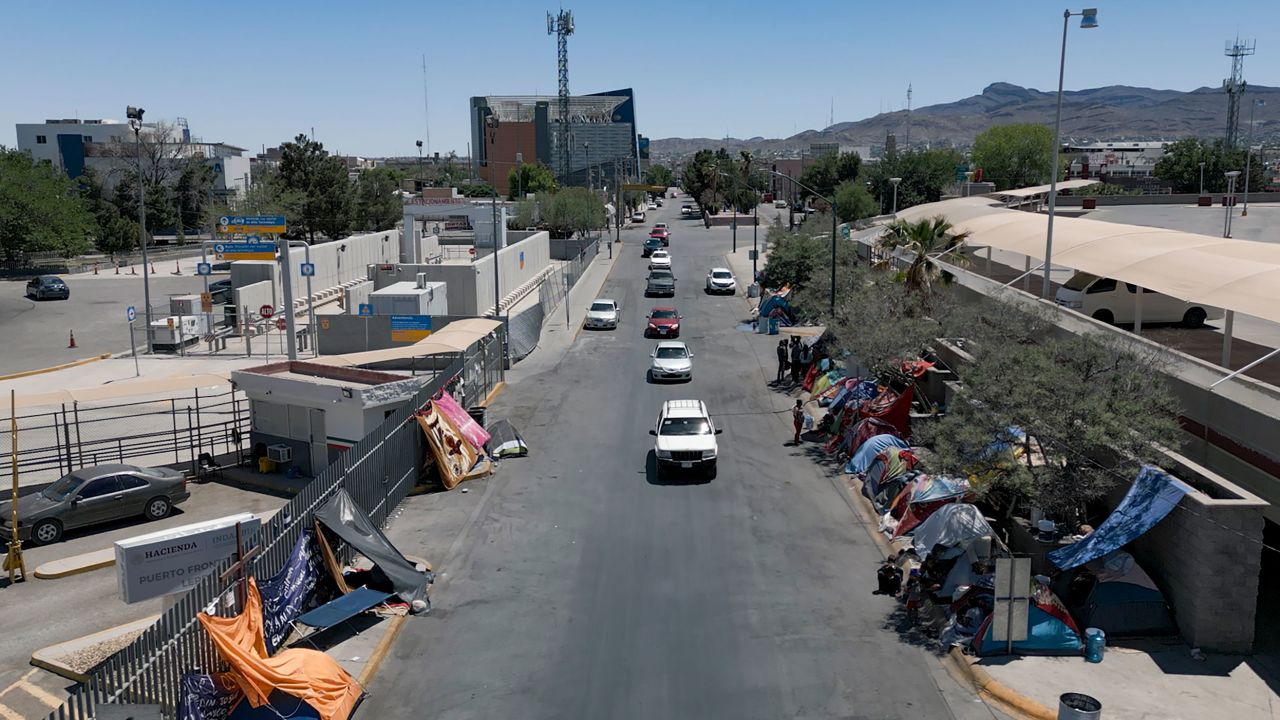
[1063,141,1170,180]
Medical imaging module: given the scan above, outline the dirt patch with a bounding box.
[55,628,146,675]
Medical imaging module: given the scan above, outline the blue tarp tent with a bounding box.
[845,433,909,474]
[229,690,322,719]
[972,586,1083,657]
[1049,465,1193,571]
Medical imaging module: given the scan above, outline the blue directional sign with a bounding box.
[217,215,287,234]
[126,305,136,322]
[358,303,374,317]
[390,315,432,342]
[300,262,316,277]
[196,262,212,276]
[212,241,276,261]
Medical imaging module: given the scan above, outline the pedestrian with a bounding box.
[775,340,789,384]
[789,338,803,383]
[904,568,924,625]
[799,343,814,379]
[791,398,804,444]
[875,554,902,596]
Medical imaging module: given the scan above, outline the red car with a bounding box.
[649,227,670,246]
[645,307,682,338]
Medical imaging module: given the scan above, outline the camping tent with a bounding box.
[314,489,432,608]
[889,476,972,538]
[860,384,913,436]
[972,584,1084,657]
[911,504,994,559]
[1054,551,1177,637]
[485,419,529,458]
[829,415,898,456]
[861,447,919,510]
[845,433,909,474]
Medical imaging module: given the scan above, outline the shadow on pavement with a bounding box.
[644,450,710,487]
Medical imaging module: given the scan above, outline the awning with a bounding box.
[988,179,1101,199]
[15,372,232,409]
[311,318,503,368]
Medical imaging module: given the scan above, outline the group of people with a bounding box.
[774,336,815,385]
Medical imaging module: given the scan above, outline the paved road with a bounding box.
[361,201,1003,719]
[0,271,211,374]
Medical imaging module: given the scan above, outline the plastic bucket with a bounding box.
[1057,692,1101,720]
[748,283,761,298]
[1085,627,1106,663]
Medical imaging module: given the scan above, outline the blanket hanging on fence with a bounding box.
[259,529,325,654]
[416,406,478,490]
[433,391,490,452]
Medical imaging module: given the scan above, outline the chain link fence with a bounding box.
[507,236,600,360]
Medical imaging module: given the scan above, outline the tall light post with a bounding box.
[583,141,592,191]
[769,170,838,316]
[126,106,153,352]
[889,177,902,214]
[1199,161,1206,196]
[1223,170,1241,238]
[415,140,423,192]
[1042,7,1099,299]
[1242,99,1265,217]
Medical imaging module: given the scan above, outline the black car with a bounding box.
[0,464,190,545]
[642,237,664,257]
[26,275,69,300]
[646,269,676,297]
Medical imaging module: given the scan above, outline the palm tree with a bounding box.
[878,215,971,293]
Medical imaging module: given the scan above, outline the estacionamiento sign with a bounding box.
[114,513,261,604]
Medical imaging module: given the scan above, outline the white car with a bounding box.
[649,249,672,270]
[647,201,658,210]
[649,340,693,382]
[705,267,736,294]
[680,204,695,217]
[632,211,647,223]
[774,199,789,208]
[649,399,721,479]
[584,298,620,329]
[1055,272,1222,328]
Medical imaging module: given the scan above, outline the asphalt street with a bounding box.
[0,270,210,374]
[361,201,1004,719]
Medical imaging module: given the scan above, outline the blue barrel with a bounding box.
[1085,628,1106,663]
[768,317,779,335]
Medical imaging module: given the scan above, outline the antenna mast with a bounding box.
[547,9,576,182]
[1223,38,1255,148]
[421,54,431,156]
[904,83,913,148]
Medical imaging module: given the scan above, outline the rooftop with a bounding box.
[236,361,408,387]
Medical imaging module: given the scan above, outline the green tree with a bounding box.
[970,123,1054,190]
[352,167,404,231]
[543,187,606,238]
[760,217,827,289]
[1153,137,1265,194]
[878,215,971,293]
[278,133,352,242]
[866,147,964,212]
[645,164,675,188]
[77,167,136,257]
[206,164,295,225]
[111,171,178,237]
[507,162,558,199]
[832,180,877,223]
[799,151,862,200]
[457,183,494,198]
[173,161,216,239]
[0,148,93,261]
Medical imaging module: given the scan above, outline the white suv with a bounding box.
[649,399,721,479]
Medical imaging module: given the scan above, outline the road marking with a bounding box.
[0,701,25,720]
[16,678,65,708]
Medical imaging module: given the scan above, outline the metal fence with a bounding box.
[41,348,499,719]
[507,237,599,361]
[1,388,248,489]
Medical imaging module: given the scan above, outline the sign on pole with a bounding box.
[195,262,212,276]
[275,317,287,331]
[217,215,287,234]
[390,315,432,342]
[992,556,1032,651]
[126,306,136,323]
[212,241,275,261]
[115,514,261,603]
[259,304,275,319]
[358,303,373,317]
[300,262,315,277]
[200,292,213,313]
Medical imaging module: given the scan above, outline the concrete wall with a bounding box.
[343,280,375,313]
[233,281,274,324]
[316,314,476,355]
[1055,193,1277,207]
[373,232,551,316]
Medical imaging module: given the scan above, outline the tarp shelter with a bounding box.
[314,488,432,608]
[1054,551,1178,638]
[829,415,898,456]
[861,446,919,508]
[230,690,322,719]
[197,579,362,720]
[845,433,909,475]
[860,385,913,437]
[911,504,995,560]
[972,584,1084,657]
[890,475,972,538]
[485,419,529,458]
[1049,465,1194,570]
[415,404,480,490]
[432,390,490,450]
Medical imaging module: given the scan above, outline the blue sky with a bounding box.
[2,0,1277,157]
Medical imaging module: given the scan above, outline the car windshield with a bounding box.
[651,309,677,319]
[1063,272,1100,291]
[590,302,614,312]
[712,271,732,279]
[41,473,84,501]
[652,251,668,258]
[660,417,711,435]
[650,270,673,279]
[655,346,688,359]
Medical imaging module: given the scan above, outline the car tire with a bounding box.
[144,496,172,521]
[32,519,62,545]
[706,462,717,480]
[1183,307,1207,329]
[1091,309,1115,325]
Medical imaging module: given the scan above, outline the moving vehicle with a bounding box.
[649,399,721,479]
[649,249,672,270]
[650,227,671,246]
[26,275,69,300]
[705,267,736,294]
[654,222,669,231]
[656,198,664,207]
[645,306,682,337]
[775,199,789,209]
[642,237,664,257]
[649,340,693,382]
[1055,272,1223,328]
[646,270,676,297]
[584,298,620,330]
[681,204,695,217]
[1,464,190,545]
[632,210,647,223]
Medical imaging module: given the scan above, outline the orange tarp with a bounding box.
[416,406,478,490]
[198,578,363,720]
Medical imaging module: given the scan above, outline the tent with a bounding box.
[314,488,433,609]
[1054,552,1178,638]
[485,419,529,458]
[230,690,322,719]
[889,476,972,538]
[829,415,898,456]
[845,433,909,474]
[972,585,1084,657]
[860,384,913,436]
[911,504,995,560]
[861,446,919,507]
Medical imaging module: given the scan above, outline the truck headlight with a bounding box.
[656,449,672,459]
[703,450,717,460]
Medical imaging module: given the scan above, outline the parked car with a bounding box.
[646,269,676,297]
[645,306,681,337]
[632,210,647,223]
[1055,272,1223,328]
[649,399,721,479]
[656,198,664,207]
[681,204,695,217]
[642,237,664,257]
[705,267,737,294]
[649,340,694,382]
[26,275,69,300]
[649,249,673,270]
[0,464,190,545]
[650,227,671,246]
[584,298,620,330]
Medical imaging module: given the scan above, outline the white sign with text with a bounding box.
[115,513,261,604]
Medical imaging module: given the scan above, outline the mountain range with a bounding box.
[651,82,1280,157]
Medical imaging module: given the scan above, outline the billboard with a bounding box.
[115,513,261,604]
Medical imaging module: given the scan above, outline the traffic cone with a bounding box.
[68,330,77,349]
[130,264,137,275]
[174,260,182,275]
[150,262,156,274]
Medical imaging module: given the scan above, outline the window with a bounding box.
[659,417,711,436]
[1086,278,1117,294]
[83,135,93,143]
[655,346,688,359]
[79,476,122,499]
[118,475,149,491]
[36,135,47,144]
[41,473,85,501]
[1124,283,1154,294]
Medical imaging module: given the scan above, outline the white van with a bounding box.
[1055,272,1222,328]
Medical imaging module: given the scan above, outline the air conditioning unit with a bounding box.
[267,444,292,463]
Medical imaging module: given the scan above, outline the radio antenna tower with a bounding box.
[829,97,834,128]
[1223,38,1255,148]
[904,83,913,148]
[547,9,575,182]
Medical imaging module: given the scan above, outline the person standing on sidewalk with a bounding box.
[775,340,789,384]
[790,398,804,445]
[799,343,814,381]
[789,338,803,384]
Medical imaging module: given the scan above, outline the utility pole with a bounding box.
[127,106,153,353]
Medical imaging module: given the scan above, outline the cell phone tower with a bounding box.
[1223,38,1255,148]
[547,9,575,183]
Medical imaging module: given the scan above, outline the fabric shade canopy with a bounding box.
[311,318,502,368]
[988,179,1101,199]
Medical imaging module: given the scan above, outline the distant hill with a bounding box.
[652,82,1280,158]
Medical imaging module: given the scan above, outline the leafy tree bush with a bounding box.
[833,181,877,223]
[1154,137,1265,193]
[507,162,558,199]
[970,123,1054,190]
[0,147,93,261]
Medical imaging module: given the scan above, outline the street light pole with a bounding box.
[889,177,902,214]
[1224,170,1241,238]
[752,201,759,280]
[127,106,153,353]
[1043,7,1098,299]
[769,170,837,316]
[1199,161,1206,196]
[1243,99,1264,217]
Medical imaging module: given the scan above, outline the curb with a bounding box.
[356,615,406,687]
[33,548,115,579]
[31,615,160,683]
[479,382,506,408]
[944,647,1056,720]
[0,353,112,381]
